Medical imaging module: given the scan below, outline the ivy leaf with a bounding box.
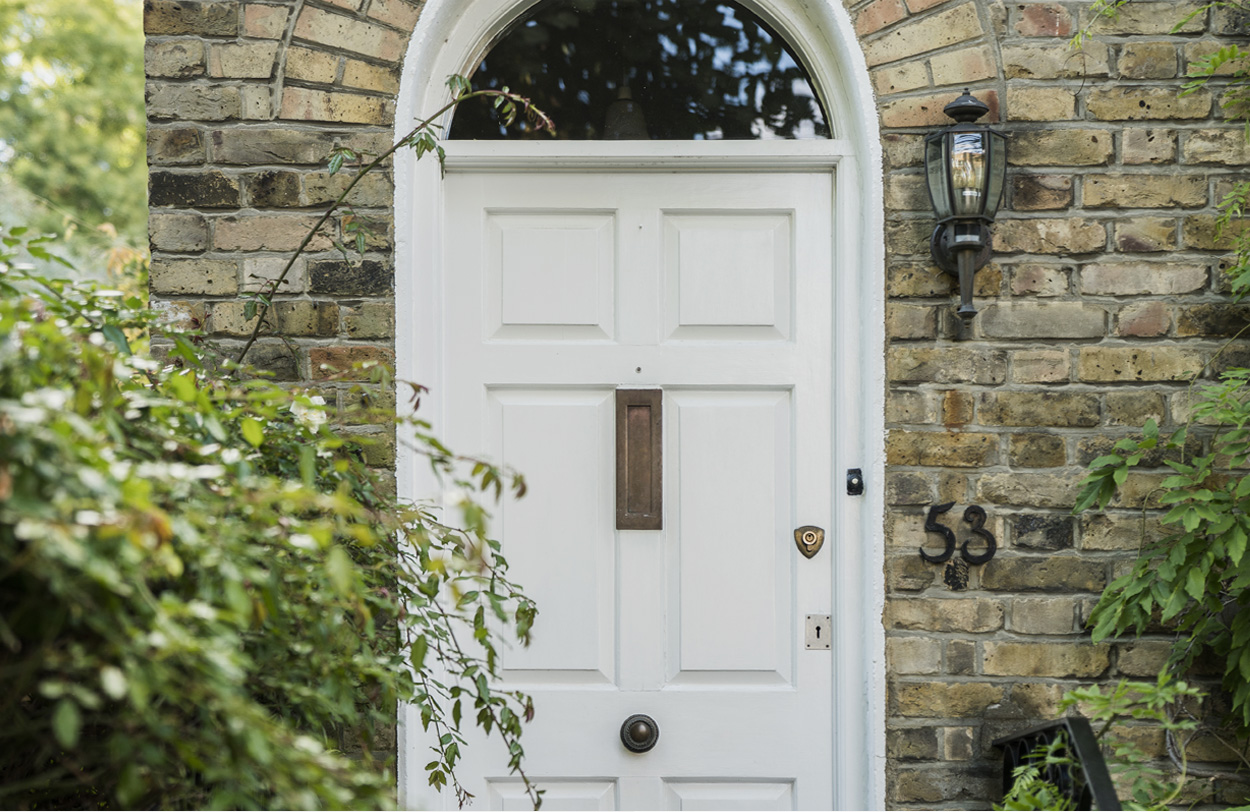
[241,417,265,448]
[1185,567,1206,601]
[102,324,131,355]
[52,699,81,748]
[326,545,355,595]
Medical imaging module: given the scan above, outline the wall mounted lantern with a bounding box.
[924,89,1007,322]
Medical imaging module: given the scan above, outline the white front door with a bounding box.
[438,162,836,810]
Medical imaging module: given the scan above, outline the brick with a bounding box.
[888,637,943,675]
[210,128,335,165]
[1118,42,1178,79]
[147,84,241,121]
[978,391,1100,427]
[1114,218,1177,252]
[292,7,406,62]
[310,345,395,380]
[243,257,306,293]
[883,133,924,169]
[929,45,995,87]
[886,302,936,338]
[1183,214,1250,250]
[1078,347,1203,382]
[1123,128,1176,164]
[149,170,241,208]
[285,46,340,84]
[367,0,421,29]
[894,682,1004,717]
[1087,87,1212,121]
[144,0,238,36]
[1116,301,1172,337]
[1012,175,1071,211]
[1011,514,1074,551]
[241,341,299,381]
[981,556,1107,591]
[1177,303,1250,337]
[884,174,928,211]
[303,172,394,208]
[1009,130,1112,166]
[246,170,302,208]
[1014,3,1071,36]
[274,301,339,337]
[976,474,1080,509]
[887,554,939,590]
[941,390,974,426]
[1106,390,1165,425]
[984,642,1109,677]
[342,60,401,95]
[280,87,393,125]
[1012,683,1067,718]
[342,301,395,339]
[856,0,907,36]
[887,471,935,505]
[881,92,989,128]
[888,263,948,297]
[149,211,209,252]
[979,302,1105,339]
[946,641,975,674]
[150,258,238,295]
[148,127,205,165]
[994,218,1106,254]
[1183,129,1250,165]
[861,3,983,67]
[1084,174,1205,208]
[1008,434,1065,468]
[1007,87,1075,121]
[1004,42,1108,79]
[239,87,266,119]
[873,62,929,95]
[887,726,939,760]
[1081,1,1205,34]
[145,39,205,78]
[1185,41,1250,77]
[1080,262,1207,295]
[890,598,1004,633]
[888,347,1007,384]
[209,300,267,336]
[1010,349,1070,383]
[309,258,392,295]
[208,41,279,79]
[1117,641,1173,677]
[243,3,291,38]
[1009,264,1069,297]
[1081,505,1148,549]
[1012,596,1078,633]
[214,215,333,252]
[150,299,206,332]
[887,390,935,424]
[892,767,997,804]
[887,431,998,467]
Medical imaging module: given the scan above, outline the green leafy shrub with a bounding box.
[0,227,538,809]
[999,676,1202,811]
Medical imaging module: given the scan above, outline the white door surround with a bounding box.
[394,3,886,809]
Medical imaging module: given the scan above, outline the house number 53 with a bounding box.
[919,502,997,565]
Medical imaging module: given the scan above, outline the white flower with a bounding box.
[221,448,242,464]
[289,395,328,430]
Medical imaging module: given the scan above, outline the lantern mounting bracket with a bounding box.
[930,221,991,276]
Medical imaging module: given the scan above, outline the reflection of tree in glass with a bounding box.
[450,0,830,140]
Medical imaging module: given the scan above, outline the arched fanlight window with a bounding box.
[449,0,831,140]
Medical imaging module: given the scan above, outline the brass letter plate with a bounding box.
[616,389,662,530]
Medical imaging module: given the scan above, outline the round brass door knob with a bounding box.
[620,713,659,753]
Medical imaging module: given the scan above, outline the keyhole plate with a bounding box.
[805,614,832,650]
[794,525,825,559]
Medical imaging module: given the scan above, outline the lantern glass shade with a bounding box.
[925,127,1007,221]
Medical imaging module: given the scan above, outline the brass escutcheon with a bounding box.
[794,525,825,559]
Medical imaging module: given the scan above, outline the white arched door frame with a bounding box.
[393,2,886,807]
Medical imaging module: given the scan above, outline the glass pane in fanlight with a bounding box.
[983,130,1007,219]
[449,0,831,140]
[949,131,986,217]
[925,134,952,219]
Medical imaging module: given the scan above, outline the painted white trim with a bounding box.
[394,1,887,808]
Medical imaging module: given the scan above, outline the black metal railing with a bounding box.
[992,717,1121,810]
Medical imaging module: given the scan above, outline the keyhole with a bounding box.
[815,626,822,639]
